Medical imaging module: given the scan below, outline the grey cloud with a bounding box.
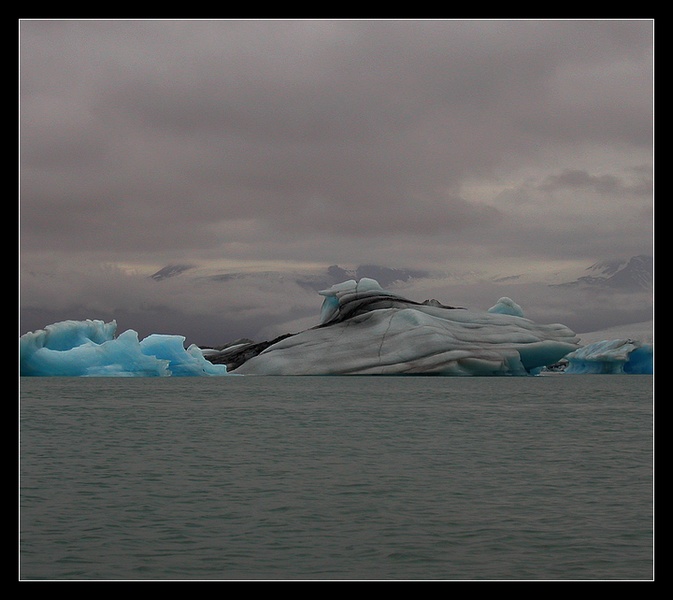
[19,19,653,340]
[539,168,653,195]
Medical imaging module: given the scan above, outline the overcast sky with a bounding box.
[19,19,654,342]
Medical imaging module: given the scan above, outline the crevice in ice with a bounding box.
[377,312,396,364]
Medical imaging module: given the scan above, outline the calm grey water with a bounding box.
[19,375,653,581]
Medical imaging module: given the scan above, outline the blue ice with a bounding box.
[564,338,653,374]
[20,319,228,377]
[488,297,525,317]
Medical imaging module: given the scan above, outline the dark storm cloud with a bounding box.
[20,19,653,264]
[539,168,653,196]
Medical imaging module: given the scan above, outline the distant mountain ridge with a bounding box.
[149,263,431,289]
[553,255,653,291]
[149,264,195,281]
[148,255,653,292]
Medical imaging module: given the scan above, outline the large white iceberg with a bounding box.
[225,278,580,376]
[564,339,653,374]
[20,319,228,377]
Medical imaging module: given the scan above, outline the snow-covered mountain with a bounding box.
[149,264,195,281]
[148,256,652,292]
[552,255,653,291]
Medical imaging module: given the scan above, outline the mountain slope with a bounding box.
[553,255,652,291]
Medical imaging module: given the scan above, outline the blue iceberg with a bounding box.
[564,339,653,374]
[487,297,525,317]
[20,319,228,377]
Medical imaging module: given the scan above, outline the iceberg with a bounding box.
[218,278,580,376]
[20,319,228,377]
[564,339,653,374]
[488,297,525,317]
[29,279,643,378]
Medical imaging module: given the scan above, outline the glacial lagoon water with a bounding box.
[19,374,653,580]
